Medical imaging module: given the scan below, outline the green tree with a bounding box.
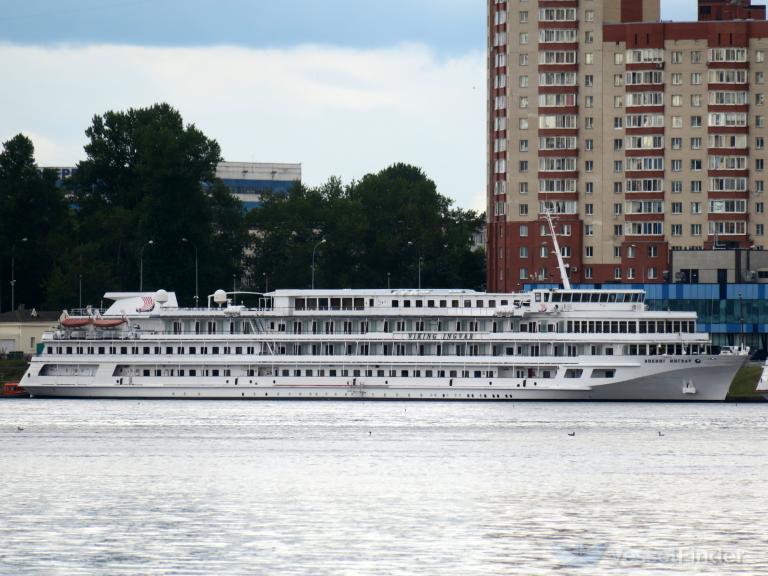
[61,103,248,306]
[246,163,485,291]
[0,134,70,311]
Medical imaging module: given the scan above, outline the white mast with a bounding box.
[543,210,571,290]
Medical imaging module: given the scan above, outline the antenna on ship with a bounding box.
[542,209,571,290]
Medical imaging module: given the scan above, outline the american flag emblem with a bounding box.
[136,296,155,313]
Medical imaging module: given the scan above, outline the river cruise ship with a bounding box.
[19,284,747,401]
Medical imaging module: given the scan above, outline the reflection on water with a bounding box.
[1,400,766,575]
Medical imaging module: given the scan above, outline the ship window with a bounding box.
[608,294,617,303]
[449,370,457,377]
[440,300,447,307]
[392,300,399,308]
[404,300,411,308]
[476,300,484,308]
[195,322,200,334]
[501,300,508,306]
[178,370,184,376]
[98,347,105,354]
[426,370,433,377]
[416,300,423,308]
[166,347,173,354]
[474,371,482,378]
[235,347,242,354]
[155,370,162,376]
[189,369,196,376]
[342,297,352,310]
[428,300,435,308]
[307,298,317,310]
[591,369,615,378]
[212,369,219,377]
[452,300,459,308]
[295,298,305,310]
[154,347,160,354]
[331,298,341,310]
[354,298,364,310]
[212,347,220,354]
[143,369,150,376]
[177,347,184,354]
[489,300,496,308]
[564,369,583,378]
[552,293,562,303]
[319,298,329,310]
[438,370,446,377]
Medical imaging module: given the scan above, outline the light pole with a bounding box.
[311,238,326,289]
[10,237,27,312]
[232,274,237,305]
[78,274,82,310]
[387,272,391,289]
[139,240,155,292]
[262,272,269,293]
[181,237,199,307]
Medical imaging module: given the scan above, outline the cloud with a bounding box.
[0,42,487,212]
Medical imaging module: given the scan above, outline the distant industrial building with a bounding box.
[216,162,301,210]
[44,161,301,210]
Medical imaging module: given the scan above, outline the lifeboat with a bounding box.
[2,383,28,398]
[60,317,93,328]
[93,318,127,328]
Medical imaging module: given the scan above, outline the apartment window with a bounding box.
[614,246,621,258]
[758,50,766,63]
[758,224,765,236]
[672,73,682,85]
[585,52,594,65]
[614,160,623,173]
[757,137,765,150]
[613,182,623,194]
[519,203,528,216]
[614,52,624,65]
[585,160,594,172]
[519,32,528,45]
[585,31,594,43]
[613,138,623,151]
[519,225,528,237]
[691,116,702,128]
[672,138,682,150]
[671,159,682,172]
[519,182,528,194]
[691,72,702,85]
[691,137,702,150]
[614,74,623,87]
[519,75,528,88]
[614,95,623,108]
[586,181,594,194]
[691,51,702,64]
[757,202,765,214]
[585,95,594,108]
[585,117,594,129]
[614,203,623,216]
[585,246,594,257]
[671,224,683,236]
[519,268,528,280]
[519,11,528,23]
[691,94,702,107]
[672,116,683,129]
[520,140,529,152]
[757,115,765,128]
[691,181,702,193]
[648,245,658,258]
[672,94,683,107]
[691,202,701,214]
[672,180,682,193]
[758,181,765,193]
[690,159,702,171]
[671,51,682,64]
[758,71,765,85]
[585,225,594,236]
[691,223,702,236]
[519,53,529,66]
[614,225,623,237]
[519,96,528,108]
[585,203,594,215]
[519,160,528,172]
[585,139,594,151]
[613,117,623,129]
[585,75,594,87]
[519,118,528,129]
[671,202,683,214]
[614,267,622,280]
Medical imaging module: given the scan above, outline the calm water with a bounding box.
[1,400,766,575]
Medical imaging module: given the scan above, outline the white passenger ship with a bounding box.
[21,213,747,401]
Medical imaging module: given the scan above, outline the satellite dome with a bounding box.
[155,289,169,304]
[213,289,228,305]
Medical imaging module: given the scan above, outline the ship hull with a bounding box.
[22,354,744,401]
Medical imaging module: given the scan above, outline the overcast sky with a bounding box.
[1,0,764,210]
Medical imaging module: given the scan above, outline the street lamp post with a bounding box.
[79,274,82,310]
[10,237,27,312]
[407,241,422,289]
[262,272,269,293]
[181,237,199,307]
[139,240,155,292]
[311,238,326,289]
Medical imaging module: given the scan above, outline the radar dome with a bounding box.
[155,289,169,304]
[213,289,228,305]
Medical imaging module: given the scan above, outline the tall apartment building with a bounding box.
[487,0,768,291]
